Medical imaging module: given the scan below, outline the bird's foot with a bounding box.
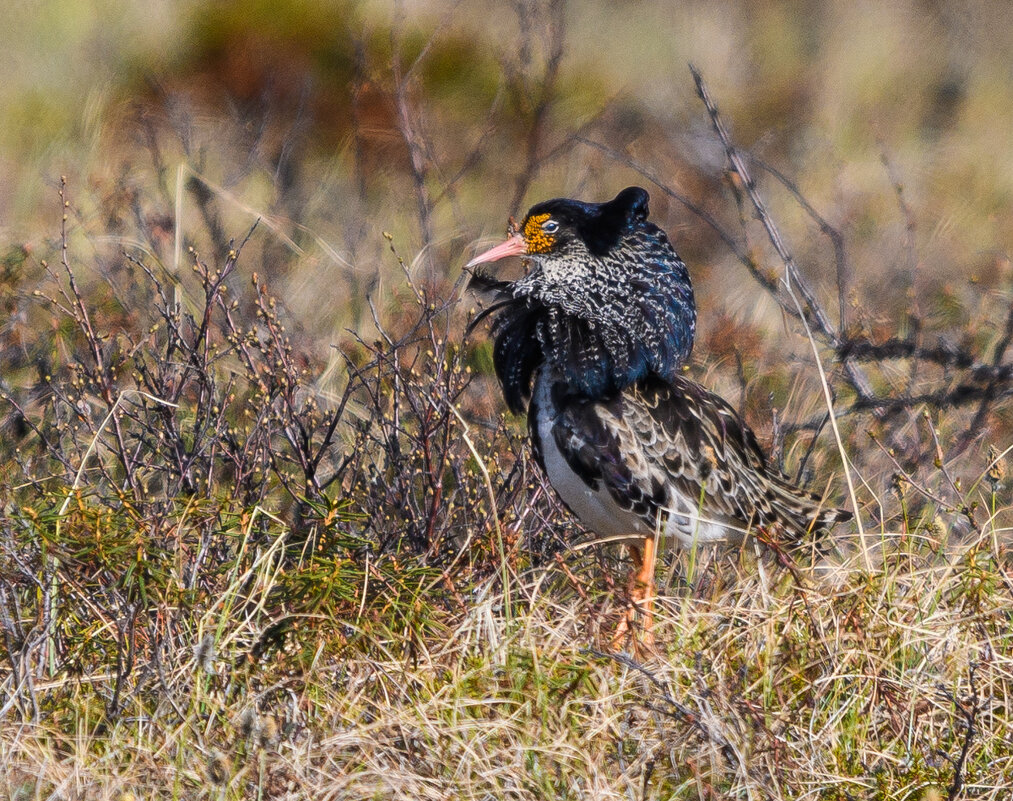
[610,582,656,657]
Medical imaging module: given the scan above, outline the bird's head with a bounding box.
[467,186,651,285]
[467,187,696,409]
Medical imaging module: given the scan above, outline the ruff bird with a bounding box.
[467,186,851,649]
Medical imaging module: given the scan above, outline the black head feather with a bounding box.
[525,186,650,256]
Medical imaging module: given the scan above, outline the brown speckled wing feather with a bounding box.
[548,374,851,538]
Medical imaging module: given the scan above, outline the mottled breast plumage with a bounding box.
[468,186,696,411]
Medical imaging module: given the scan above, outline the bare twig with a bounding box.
[942,663,980,801]
[688,64,878,411]
[585,647,742,770]
[508,0,567,215]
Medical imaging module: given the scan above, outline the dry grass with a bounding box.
[2,528,1011,799]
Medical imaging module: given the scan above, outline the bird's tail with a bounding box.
[765,473,853,537]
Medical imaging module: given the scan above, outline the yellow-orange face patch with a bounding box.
[523,213,556,254]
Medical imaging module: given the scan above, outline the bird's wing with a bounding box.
[539,381,668,526]
[548,374,842,536]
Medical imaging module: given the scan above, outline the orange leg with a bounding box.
[611,536,657,653]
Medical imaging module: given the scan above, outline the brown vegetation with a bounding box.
[1,1,1012,797]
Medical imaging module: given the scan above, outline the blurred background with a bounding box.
[3,0,1013,505]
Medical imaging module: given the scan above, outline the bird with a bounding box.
[466,186,851,650]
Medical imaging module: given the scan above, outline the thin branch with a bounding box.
[688,64,878,409]
[575,136,750,265]
[747,154,849,328]
[943,664,980,801]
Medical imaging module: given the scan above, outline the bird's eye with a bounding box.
[541,219,559,234]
